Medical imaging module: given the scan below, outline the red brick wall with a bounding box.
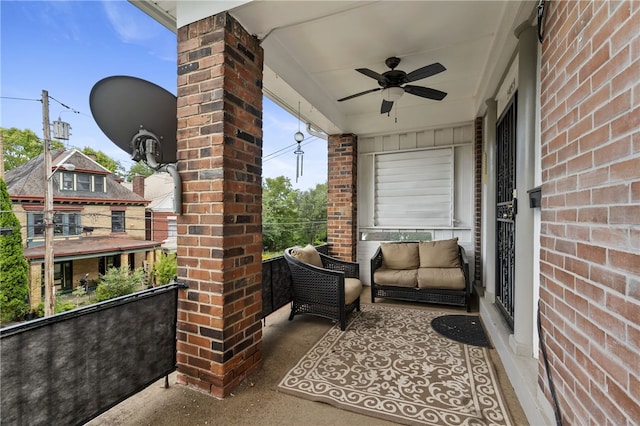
[327,134,357,261]
[175,12,264,398]
[539,1,640,424]
[132,175,145,197]
[150,211,171,242]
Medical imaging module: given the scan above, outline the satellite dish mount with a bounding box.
[131,128,163,168]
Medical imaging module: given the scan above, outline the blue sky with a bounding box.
[0,0,326,189]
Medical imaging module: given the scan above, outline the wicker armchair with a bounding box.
[284,245,362,330]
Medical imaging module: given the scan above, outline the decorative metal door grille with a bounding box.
[495,93,517,329]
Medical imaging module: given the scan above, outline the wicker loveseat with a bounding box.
[284,245,363,330]
[370,238,471,311]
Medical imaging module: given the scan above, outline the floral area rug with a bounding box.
[278,304,513,425]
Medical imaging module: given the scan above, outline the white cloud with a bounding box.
[102,1,156,44]
[101,1,176,62]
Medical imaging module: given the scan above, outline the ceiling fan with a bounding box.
[337,56,447,114]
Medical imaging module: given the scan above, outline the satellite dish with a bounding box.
[90,75,182,214]
[89,76,177,165]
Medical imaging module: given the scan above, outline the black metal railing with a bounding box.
[0,283,184,426]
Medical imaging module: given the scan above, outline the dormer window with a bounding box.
[59,172,106,193]
[62,173,74,190]
[94,176,105,192]
[77,174,91,191]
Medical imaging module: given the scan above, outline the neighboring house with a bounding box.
[129,2,638,424]
[4,149,161,307]
[123,172,176,252]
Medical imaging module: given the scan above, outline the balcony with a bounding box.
[2,250,527,425]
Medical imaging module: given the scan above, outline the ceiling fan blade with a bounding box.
[380,99,394,114]
[405,62,446,83]
[404,85,447,101]
[337,87,382,102]
[356,68,387,84]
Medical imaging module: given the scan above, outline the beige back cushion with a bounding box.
[290,244,323,268]
[380,242,420,270]
[419,238,461,268]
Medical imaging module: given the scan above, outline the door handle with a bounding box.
[502,198,517,220]
[503,204,514,219]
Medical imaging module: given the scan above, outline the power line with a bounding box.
[0,96,41,103]
[264,136,318,162]
[48,95,81,115]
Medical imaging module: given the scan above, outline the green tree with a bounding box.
[1,127,64,171]
[0,179,30,322]
[95,266,145,302]
[151,252,177,286]
[126,161,155,182]
[262,176,300,252]
[80,147,125,176]
[262,177,328,253]
[296,183,328,245]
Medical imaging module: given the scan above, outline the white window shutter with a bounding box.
[374,148,453,227]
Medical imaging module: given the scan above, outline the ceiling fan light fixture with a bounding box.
[382,86,404,102]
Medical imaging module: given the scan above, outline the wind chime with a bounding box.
[294,101,304,182]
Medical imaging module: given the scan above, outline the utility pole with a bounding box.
[43,89,55,316]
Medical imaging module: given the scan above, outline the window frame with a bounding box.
[53,211,82,236]
[61,172,74,191]
[76,174,91,191]
[59,172,107,193]
[93,175,106,193]
[29,212,45,238]
[111,210,126,233]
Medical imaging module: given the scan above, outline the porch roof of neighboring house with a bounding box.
[23,236,161,262]
[131,0,536,137]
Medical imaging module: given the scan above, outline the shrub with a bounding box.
[55,299,76,313]
[0,179,30,322]
[32,300,75,316]
[152,252,177,286]
[95,266,145,302]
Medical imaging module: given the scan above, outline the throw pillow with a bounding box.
[290,244,323,268]
[419,238,461,268]
[380,242,420,270]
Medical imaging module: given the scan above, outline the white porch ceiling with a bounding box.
[131,1,536,136]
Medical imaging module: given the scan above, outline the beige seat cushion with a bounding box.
[373,268,418,288]
[419,238,461,268]
[417,268,465,290]
[289,244,323,268]
[380,242,420,270]
[345,278,363,304]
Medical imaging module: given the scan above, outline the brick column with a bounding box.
[327,134,357,261]
[176,12,263,398]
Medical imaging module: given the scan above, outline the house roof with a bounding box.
[23,236,161,262]
[5,149,148,205]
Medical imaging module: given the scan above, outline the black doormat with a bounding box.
[430,315,492,348]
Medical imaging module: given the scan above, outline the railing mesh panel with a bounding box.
[1,284,181,426]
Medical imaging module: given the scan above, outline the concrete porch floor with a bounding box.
[88,287,528,425]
